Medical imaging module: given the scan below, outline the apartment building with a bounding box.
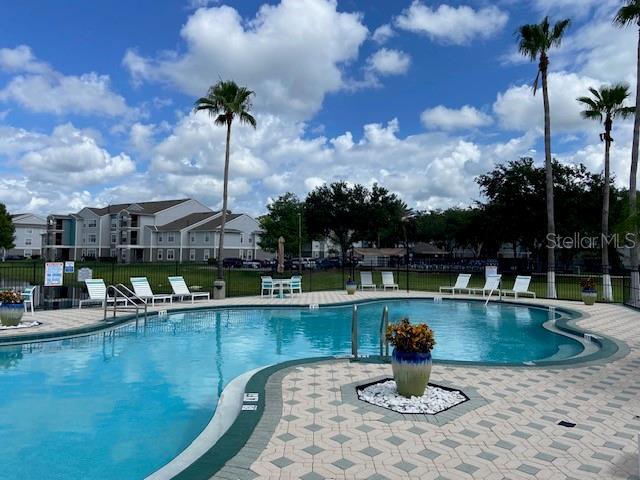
[8,213,47,258]
[42,198,267,263]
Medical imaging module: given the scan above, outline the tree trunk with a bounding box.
[217,120,232,280]
[602,118,613,302]
[630,27,640,306]
[541,54,557,298]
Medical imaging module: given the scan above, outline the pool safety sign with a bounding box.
[77,268,93,282]
[64,261,75,273]
[44,262,64,286]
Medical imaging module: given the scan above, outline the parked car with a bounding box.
[222,257,244,268]
[291,257,317,270]
[243,260,261,269]
[315,257,342,270]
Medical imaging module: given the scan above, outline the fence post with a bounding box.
[32,261,36,285]
[175,261,179,276]
[111,260,115,286]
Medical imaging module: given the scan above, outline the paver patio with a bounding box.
[1,291,638,479]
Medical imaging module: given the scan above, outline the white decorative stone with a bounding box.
[0,321,41,330]
[357,380,467,414]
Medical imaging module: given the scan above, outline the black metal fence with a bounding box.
[0,259,634,309]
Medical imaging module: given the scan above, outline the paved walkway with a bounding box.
[212,301,640,480]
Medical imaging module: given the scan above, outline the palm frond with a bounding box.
[614,1,640,27]
[550,18,571,46]
[239,111,257,128]
[618,106,636,119]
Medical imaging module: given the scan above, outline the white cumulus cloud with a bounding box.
[367,48,411,76]
[395,2,508,45]
[421,105,492,131]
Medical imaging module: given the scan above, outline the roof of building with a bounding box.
[10,213,26,218]
[88,199,191,216]
[413,242,446,255]
[155,212,218,232]
[191,213,243,231]
[353,247,405,257]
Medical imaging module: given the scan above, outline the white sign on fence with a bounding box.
[77,268,93,282]
[44,262,64,286]
[64,261,75,274]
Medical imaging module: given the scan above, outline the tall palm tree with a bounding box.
[577,84,634,301]
[614,1,640,305]
[517,16,570,299]
[194,80,256,280]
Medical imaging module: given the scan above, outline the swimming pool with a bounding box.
[0,299,583,479]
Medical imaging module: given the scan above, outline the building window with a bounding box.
[190,234,196,243]
[167,249,175,261]
[111,233,116,244]
[239,249,244,259]
[189,249,196,261]
[157,249,163,260]
[247,249,253,260]
[240,234,244,244]
[110,249,116,257]
[167,234,175,243]
[89,234,97,244]
[249,237,253,243]
[203,249,210,261]
[111,219,117,230]
[87,219,97,228]
[204,234,210,243]
[25,238,32,246]
[26,228,33,234]
[158,233,163,243]
[24,249,32,257]
[87,249,96,258]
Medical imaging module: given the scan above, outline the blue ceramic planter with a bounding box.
[391,348,432,397]
[0,303,24,326]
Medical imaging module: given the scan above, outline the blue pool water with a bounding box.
[0,299,582,479]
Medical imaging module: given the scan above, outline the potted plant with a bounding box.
[345,277,357,295]
[0,290,24,327]
[385,318,436,397]
[580,277,597,305]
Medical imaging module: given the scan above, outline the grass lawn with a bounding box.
[0,261,628,303]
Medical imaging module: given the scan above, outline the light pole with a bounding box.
[298,212,302,274]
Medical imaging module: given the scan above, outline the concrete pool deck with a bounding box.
[1,291,638,479]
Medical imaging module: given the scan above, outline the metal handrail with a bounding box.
[484,284,502,306]
[379,305,389,358]
[103,284,148,322]
[351,305,358,359]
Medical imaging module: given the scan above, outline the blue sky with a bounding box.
[0,0,636,216]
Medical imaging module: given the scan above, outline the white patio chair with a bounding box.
[23,286,37,315]
[359,271,377,290]
[130,277,173,306]
[381,271,399,291]
[467,274,502,297]
[502,275,536,299]
[168,276,210,303]
[79,279,127,309]
[261,276,274,298]
[289,275,302,295]
[439,274,471,294]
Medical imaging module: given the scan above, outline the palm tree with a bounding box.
[577,84,634,301]
[194,80,256,280]
[614,1,640,305]
[516,16,570,299]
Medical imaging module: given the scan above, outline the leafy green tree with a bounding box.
[578,83,634,300]
[0,203,15,261]
[362,184,408,247]
[614,0,640,302]
[304,182,368,261]
[194,80,256,279]
[258,193,308,256]
[517,16,571,298]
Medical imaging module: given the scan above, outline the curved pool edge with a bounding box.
[147,365,267,480]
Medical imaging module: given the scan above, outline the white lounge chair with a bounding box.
[467,274,502,297]
[261,276,274,297]
[381,271,399,291]
[502,275,536,299]
[360,271,377,290]
[130,277,173,306]
[79,279,128,309]
[439,274,471,294]
[168,276,210,303]
[23,286,37,315]
[289,275,302,295]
